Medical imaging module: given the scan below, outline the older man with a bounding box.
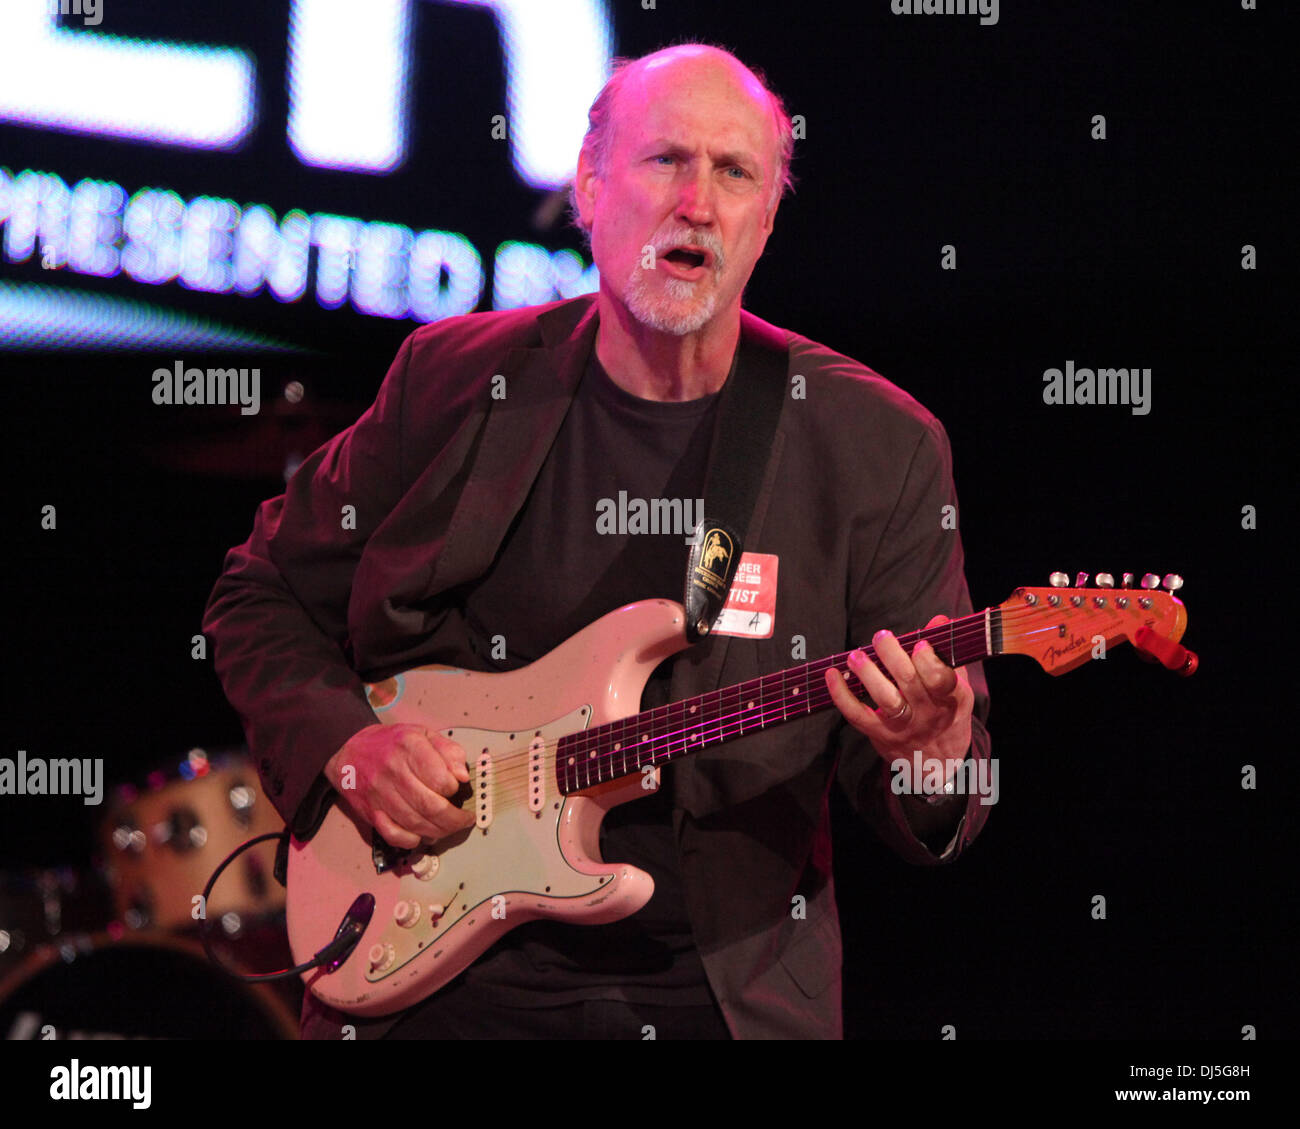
[204,44,990,1040]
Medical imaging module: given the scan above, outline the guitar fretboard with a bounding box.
[555,608,1000,794]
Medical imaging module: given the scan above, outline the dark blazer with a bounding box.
[202,293,991,1039]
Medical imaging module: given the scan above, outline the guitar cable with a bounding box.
[198,831,374,982]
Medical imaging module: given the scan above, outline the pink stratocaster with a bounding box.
[287,576,1193,1016]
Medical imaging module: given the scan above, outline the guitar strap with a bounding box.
[683,318,789,643]
[278,317,790,866]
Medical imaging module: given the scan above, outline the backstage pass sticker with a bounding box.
[711,552,778,638]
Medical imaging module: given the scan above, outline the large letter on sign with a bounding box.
[0,4,253,148]
[288,0,612,186]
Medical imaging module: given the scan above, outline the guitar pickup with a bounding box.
[476,751,494,829]
[528,736,546,813]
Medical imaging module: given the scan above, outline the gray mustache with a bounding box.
[654,233,725,271]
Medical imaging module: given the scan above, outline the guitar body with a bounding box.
[283,576,1193,1018]
[286,599,689,1017]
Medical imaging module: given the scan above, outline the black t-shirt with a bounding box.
[455,347,725,1005]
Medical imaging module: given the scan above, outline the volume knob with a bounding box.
[367,943,396,972]
[410,853,439,880]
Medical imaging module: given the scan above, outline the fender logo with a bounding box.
[1041,633,1089,666]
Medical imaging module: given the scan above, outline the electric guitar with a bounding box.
[286,575,1194,1016]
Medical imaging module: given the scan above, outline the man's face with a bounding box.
[576,51,780,337]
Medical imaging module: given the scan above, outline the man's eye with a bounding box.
[653,155,676,165]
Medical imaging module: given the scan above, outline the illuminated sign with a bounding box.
[0,1,254,149]
[289,0,612,183]
[3,0,612,185]
[0,166,599,331]
[0,1,613,347]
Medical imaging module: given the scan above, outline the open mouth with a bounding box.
[662,248,708,270]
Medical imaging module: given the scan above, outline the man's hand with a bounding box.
[324,723,475,849]
[825,614,974,787]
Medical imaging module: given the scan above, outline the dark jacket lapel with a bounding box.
[425,298,599,594]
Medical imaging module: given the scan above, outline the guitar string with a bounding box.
[469,606,1126,806]
[405,595,1159,806]
[421,602,1154,808]
[459,617,994,804]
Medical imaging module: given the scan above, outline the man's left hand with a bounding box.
[824,614,974,780]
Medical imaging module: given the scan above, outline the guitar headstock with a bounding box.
[998,571,1194,676]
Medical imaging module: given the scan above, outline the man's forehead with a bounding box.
[639,45,765,92]
[632,49,769,110]
[614,51,776,153]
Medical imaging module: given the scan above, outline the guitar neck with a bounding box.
[555,607,999,794]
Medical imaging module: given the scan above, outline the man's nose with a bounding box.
[675,165,716,226]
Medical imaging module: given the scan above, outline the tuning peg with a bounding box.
[1140,573,1160,590]
[1095,572,1114,588]
[1162,573,1184,592]
[1049,572,1069,587]
[1122,573,1134,589]
[1075,572,1089,588]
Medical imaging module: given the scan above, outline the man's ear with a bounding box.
[573,146,600,229]
[761,164,784,236]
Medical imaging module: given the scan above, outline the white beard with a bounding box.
[623,267,718,336]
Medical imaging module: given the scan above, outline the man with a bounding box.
[203,43,991,1040]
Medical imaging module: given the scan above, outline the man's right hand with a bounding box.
[324,723,475,849]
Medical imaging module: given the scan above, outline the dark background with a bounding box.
[3,2,1288,1039]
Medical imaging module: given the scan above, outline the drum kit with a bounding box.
[0,388,352,1040]
[0,747,301,1040]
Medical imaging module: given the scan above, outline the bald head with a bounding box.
[573,45,794,234]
